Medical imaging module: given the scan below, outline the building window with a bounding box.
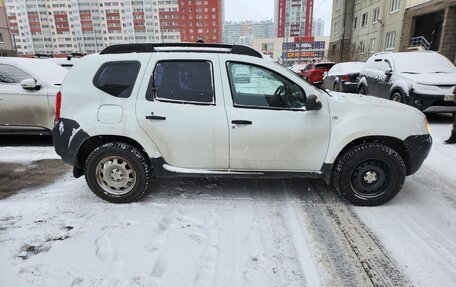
[369,38,376,52]
[353,16,358,30]
[361,13,368,27]
[373,7,380,23]
[359,41,365,53]
[335,0,340,10]
[0,33,3,43]
[333,21,339,35]
[385,31,396,49]
[390,0,400,12]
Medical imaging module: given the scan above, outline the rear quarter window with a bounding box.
[93,61,140,98]
[315,63,335,70]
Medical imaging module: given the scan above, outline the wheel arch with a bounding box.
[330,136,412,179]
[357,77,368,93]
[76,135,153,171]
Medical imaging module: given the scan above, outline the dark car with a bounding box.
[358,51,456,113]
[299,62,335,88]
[323,62,365,93]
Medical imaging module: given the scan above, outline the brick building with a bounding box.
[274,0,314,38]
[0,0,15,56]
[4,0,224,55]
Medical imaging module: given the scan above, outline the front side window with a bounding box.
[93,61,140,98]
[0,64,31,84]
[227,62,305,110]
[148,61,214,104]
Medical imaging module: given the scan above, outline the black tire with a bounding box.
[334,82,340,92]
[333,143,406,206]
[390,91,404,103]
[85,142,151,203]
[358,85,367,95]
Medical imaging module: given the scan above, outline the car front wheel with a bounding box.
[333,143,406,206]
[358,85,367,95]
[85,142,151,203]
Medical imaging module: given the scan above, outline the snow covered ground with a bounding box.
[0,119,455,287]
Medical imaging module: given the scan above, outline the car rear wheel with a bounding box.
[333,143,406,206]
[334,82,340,92]
[391,91,404,103]
[85,142,151,203]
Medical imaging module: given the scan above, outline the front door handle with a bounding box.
[231,120,252,125]
[146,115,166,120]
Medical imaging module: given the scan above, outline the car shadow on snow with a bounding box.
[145,177,343,206]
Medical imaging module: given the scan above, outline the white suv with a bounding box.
[53,43,432,206]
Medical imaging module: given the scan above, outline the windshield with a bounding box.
[394,53,456,74]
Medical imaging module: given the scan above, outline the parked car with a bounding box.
[0,58,68,134]
[323,62,365,93]
[299,62,335,87]
[358,51,456,113]
[53,43,431,206]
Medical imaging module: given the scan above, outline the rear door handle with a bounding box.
[231,120,252,125]
[146,115,166,120]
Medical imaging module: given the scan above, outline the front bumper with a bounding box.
[409,91,456,112]
[52,118,89,167]
[404,134,432,175]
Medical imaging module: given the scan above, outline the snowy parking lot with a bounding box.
[0,116,455,287]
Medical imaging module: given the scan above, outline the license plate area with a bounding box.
[444,94,455,102]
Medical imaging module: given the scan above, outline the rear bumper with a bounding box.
[341,81,358,93]
[404,134,432,175]
[52,118,89,167]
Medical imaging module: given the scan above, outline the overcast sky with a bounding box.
[225,0,333,35]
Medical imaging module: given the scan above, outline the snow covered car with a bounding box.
[53,43,432,206]
[0,58,68,134]
[323,62,365,93]
[358,51,456,113]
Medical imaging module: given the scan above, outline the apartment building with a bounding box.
[312,18,324,37]
[274,0,314,38]
[329,0,407,62]
[0,0,15,56]
[5,0,224,55]
[400,0,456,63]
[223,20,274,47]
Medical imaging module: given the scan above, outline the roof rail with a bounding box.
[99,43,263,58]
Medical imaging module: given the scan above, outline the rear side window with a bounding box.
[0,64,31,83]
[315,63,335,70]
[148,60,214,104]
[93,61,140,98]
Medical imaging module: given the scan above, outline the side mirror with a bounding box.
[385,69,393,76]
[21,78,40,90]
[306,94,322,111]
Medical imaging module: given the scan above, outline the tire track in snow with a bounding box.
[302,180,412,287]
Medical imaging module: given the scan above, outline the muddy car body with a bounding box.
[0,58,68,134]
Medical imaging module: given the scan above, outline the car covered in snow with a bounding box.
[323,62,365,93]
[53,43,432,206]
[358,51,456,113]
[0,57,68,134]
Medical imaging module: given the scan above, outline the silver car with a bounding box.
[0,58,68,134]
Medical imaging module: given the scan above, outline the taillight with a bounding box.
[341,74,350,81]
[55,91,62,123]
